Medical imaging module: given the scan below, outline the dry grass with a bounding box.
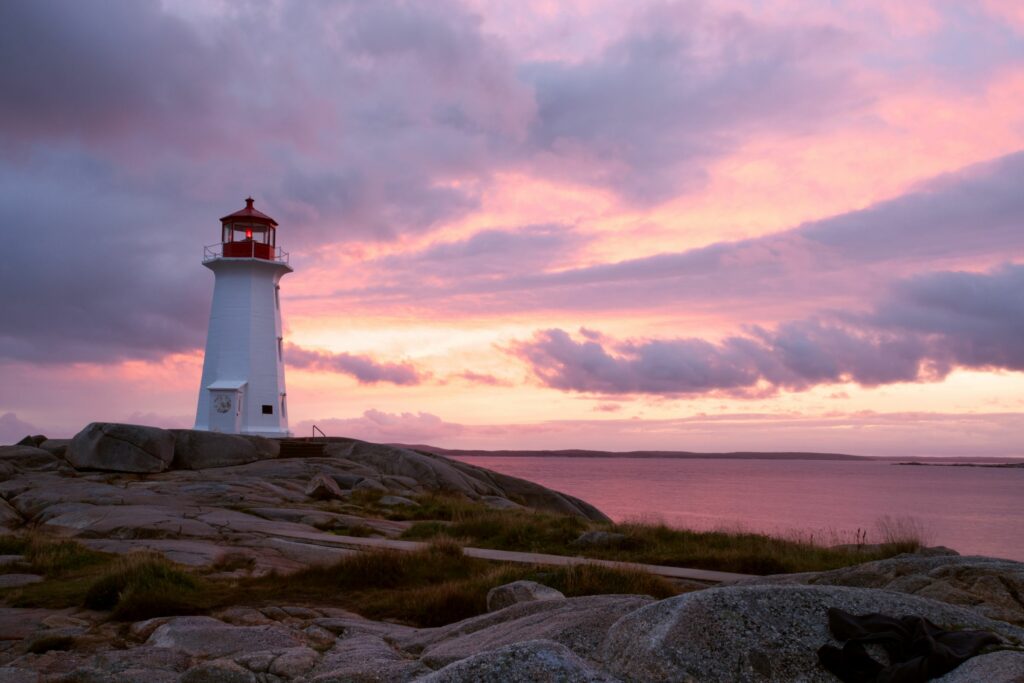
[401,506,927,575]
[84,552,210,621]
[231,538,679,627]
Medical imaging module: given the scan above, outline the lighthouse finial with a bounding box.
[245,196,254,209]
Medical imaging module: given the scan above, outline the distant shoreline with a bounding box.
[400,444,1024,464]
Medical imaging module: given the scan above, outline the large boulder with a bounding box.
[778,554,1024,627]
[325,440,610,521]
[486,581,565,612]
[419,640,617,682]
[170,430,279,470]
[600,584,1024,683]
[67,423,175,473]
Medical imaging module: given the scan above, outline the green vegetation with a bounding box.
[400,502,924,574]
[0,533,115,609]
[84,553,210,620]
[0,534,679,627]
[0,533,107,576]
[237,539,678,627]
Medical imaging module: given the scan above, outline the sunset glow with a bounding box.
[1,0,1022,457]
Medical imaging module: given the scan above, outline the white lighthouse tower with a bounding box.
[194,198,292,436]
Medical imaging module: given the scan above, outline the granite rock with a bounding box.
[601,584,1024,683]
[67,423,175,473]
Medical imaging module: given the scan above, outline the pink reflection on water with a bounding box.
[452,457,1024,562]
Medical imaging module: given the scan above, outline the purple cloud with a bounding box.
[331,151,1024,317]
[523,3,860,201]
[285,344,425,386]
[510,264,1024,395]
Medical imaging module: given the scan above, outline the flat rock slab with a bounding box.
[146,616,304,658]
[0,608,59,640]
[0,574,42,589]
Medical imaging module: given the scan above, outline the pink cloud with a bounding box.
[286,345,427,386]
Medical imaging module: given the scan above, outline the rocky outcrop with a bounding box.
[486,580,565,612]
[170,430,279,470]
[750,553,1024,627]
[326,439,609,521]
[600,584,1024,682]
[67,422,176,473]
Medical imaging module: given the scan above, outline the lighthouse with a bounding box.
[194,198,292,436]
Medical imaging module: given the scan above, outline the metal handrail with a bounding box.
[312,424,327,440]
[203,242,290,264]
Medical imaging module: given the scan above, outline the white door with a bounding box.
[208,389,242,433]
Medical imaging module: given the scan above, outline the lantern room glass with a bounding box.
[222,222,275,247]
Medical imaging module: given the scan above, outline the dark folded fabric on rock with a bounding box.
[817,607,1001,683]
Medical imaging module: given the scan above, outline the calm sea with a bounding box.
[450,457,1024,562]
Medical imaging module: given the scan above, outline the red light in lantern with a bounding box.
[246,229,253,239]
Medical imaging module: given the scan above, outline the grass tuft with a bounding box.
[84,553,208,620]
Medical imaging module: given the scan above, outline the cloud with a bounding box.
[453,371,513,387]
[285,344,426,385]
[296,409,468,444]
[509,263,1024,395]
[329,150,1024,317]
[863,263,1024,370]
[0,412,40,444]
[523,2,861,202]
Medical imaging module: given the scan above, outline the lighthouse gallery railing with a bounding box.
[203,242,290,264]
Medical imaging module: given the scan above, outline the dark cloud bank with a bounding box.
[510,264,1024,395]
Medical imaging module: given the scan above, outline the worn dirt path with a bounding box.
[266,527,756,583]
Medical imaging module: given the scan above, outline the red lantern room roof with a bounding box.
[220,197,278,227]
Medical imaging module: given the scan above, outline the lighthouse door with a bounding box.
[206,381,247,433]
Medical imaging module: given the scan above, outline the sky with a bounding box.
[1,0,1022,457]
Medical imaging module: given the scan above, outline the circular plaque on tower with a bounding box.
[213,394,232,413]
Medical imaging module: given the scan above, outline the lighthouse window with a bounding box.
[262,404,274,415]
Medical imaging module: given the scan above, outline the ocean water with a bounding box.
[450,457,1024,562]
